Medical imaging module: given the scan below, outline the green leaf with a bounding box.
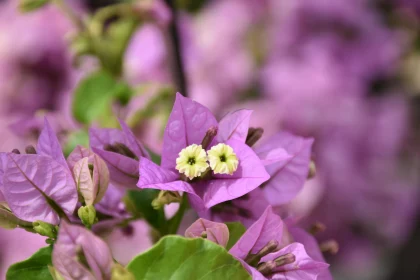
[63,129,89,157]
[225,222,246,250]
[124,189,166,233]
[6,246,53,280]
[72,71,132,125]
[19,0,49,12]
[127,236,251,280]
[100,17,139,76]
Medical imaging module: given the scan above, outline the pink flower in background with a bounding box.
[255,132,314,206]
[103,220,153,266]
[0,1,77,118]
[0,228,46,279]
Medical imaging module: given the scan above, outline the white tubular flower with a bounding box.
[207,143,239,175]
[176,144,209,179]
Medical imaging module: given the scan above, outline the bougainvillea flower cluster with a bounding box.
[0,92,329,279]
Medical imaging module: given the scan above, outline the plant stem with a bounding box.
[167,194,189,234]
[164,0,188,97]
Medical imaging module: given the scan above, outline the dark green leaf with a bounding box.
[127,236,251,280]
[225,222,246,250]
[6,246,53,280]
[124,189,166,233]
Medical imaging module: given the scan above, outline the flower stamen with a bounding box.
[208,143,239,175]
[176,144,209,180]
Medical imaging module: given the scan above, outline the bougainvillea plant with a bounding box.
[0,0,337,279]
[0,93,332,279]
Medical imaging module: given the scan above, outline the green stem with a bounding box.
[167,194,189,234]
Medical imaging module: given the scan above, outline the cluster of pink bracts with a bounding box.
[0,93,332,279]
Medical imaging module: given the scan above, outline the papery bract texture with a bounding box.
[138,94,269,213]
[217,109,253,143]
[255,132,313,205]
[207,188,270,228]
[137,157,203,210]
[73,157,95,205]
[0,152,7,191]
[91,155,110,204]
[161,92,218,171]
[53,221,113,280]
[37,118,68,168]
[92,147,139,187]
[290,228,333,280]
[228,206,330,280]
[90,120,149,188]
[185,218,229,247]
[67,145,93,171]
[95,183,129,218]
[2,153,77,224]
[229,206,284,259]
[118,119,150,159]
[203,139,270,208]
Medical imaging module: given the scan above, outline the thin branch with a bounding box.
[164,0,188,96]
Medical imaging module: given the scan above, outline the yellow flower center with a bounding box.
[207,143,239,175]
[176,144,209,179]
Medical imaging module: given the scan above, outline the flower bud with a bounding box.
[273,253,296,266]
[73,155,109,205]
[245,240,279,266]
[33,220,58,239]
[308,222,326,235]
[201,126,218,150]
[246,127,264,147]
[185,218,229,248]
[320,239,339,255]
[151,191,181,210]
[25,145,37,154]
[78,205,97,228]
